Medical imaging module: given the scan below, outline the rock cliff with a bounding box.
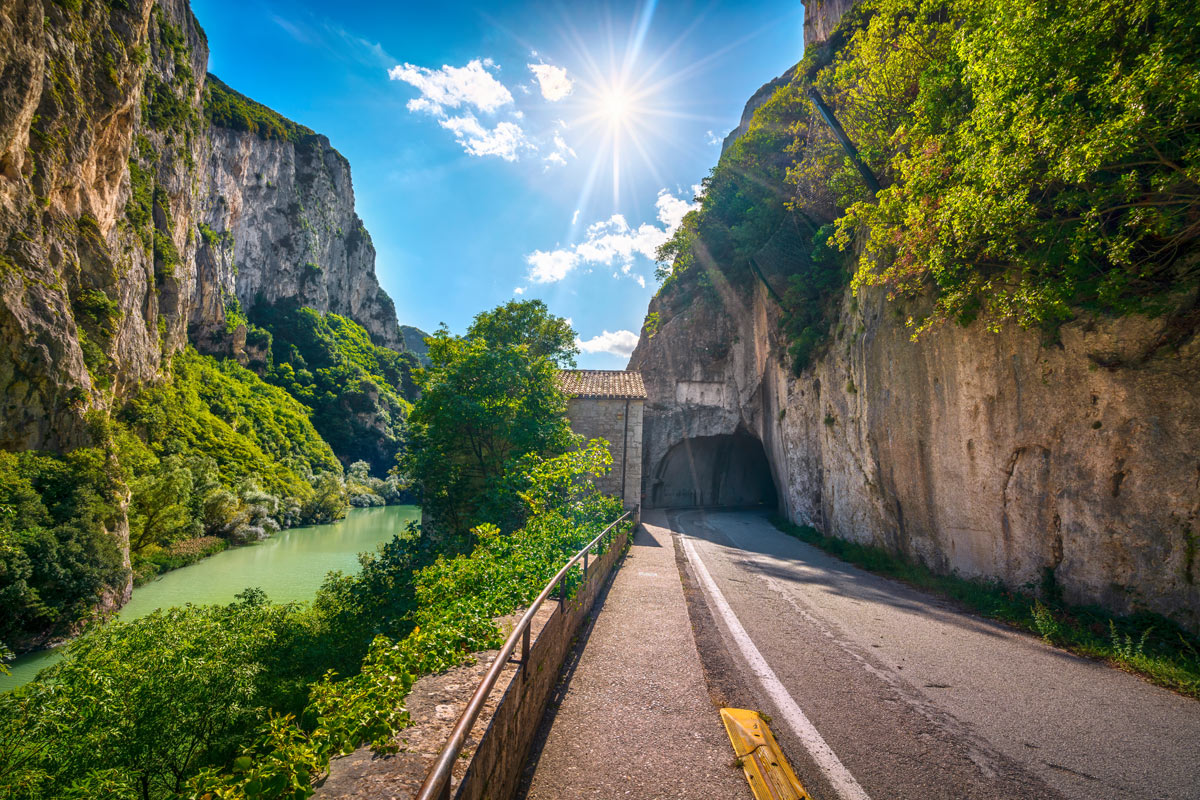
[0,0,407,455]
[631,1,1200,629]
[632,276,1200,628]
[200,80,402,350]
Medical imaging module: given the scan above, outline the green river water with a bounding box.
[0,504,419,693]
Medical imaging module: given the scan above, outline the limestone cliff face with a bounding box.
[803,0,859,46]
[199,113,402,350]
[632,38,1200,629]
[0,0,406,456]
[633,275,1200,628]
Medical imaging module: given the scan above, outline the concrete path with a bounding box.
[674,509,1200,800]
[518,511,751,799]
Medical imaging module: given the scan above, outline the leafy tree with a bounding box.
[303,473,347,525]
[0,450,126,649]
[465,299,578,366]
[654,0,1200,368]
[0,592,317,800]
[835,0,1200,333]
[403,302,578,539]
[127,455,196,555]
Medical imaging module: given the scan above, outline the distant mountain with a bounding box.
[401,325,431,365]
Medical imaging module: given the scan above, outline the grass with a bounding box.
[770,516,1200,699]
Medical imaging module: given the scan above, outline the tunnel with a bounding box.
[648,431,779,509]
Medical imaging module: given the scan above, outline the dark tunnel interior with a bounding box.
[648,431,779,509]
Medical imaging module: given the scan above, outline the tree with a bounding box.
[128,456,195,554]
[403,302,578,539]
[465,299,578,366]
[0,593,311,800]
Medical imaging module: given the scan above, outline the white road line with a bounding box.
[679,531,874,800]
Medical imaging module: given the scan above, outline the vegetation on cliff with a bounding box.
[655,0,1200,371]
[249,303,419,476]
[0,345,362,649]
[203,75,315,143]
[0,302,625,800]
[0,446,127,652]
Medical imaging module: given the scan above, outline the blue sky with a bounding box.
[190,0,805,367]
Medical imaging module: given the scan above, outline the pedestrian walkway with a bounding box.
[518,510,750,799]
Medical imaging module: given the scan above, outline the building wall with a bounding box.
[566,397,644,508]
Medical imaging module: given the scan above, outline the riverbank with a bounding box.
[0,505,419,692]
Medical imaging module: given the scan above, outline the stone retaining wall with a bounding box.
[454,521,633,799]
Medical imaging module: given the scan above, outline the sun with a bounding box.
[600,86,632,126]
[553,1,714,207]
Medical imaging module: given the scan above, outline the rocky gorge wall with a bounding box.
[631,0,1200,633]
[630,258,1200,631]
[0,0,406,455]
[199,107,403,351]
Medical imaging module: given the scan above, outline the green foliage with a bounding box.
[143,76,194,133]
[403,301,578,539]
[111,347,350,580]
[642,311,660,338]
[1,443,624,800]
[126,160,154,251]
[772,516,1200,697]
[817,0,1200,332]
[0,592,322,800]
[204,75,314,143]
[73,288,122,337]
[198,223,233,250]
[153,227,179,283]
[251,302,418,475]
[466,299,578,366]
[655,0,1200,364]
[780,225,847,371]
[0,449,126,650]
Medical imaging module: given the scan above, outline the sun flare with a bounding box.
[600,87,631,125]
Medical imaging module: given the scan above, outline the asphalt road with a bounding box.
[670,509,1200,800]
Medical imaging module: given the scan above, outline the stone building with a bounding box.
[556,370,645,509]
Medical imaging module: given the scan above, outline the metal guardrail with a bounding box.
[415,509,634,800]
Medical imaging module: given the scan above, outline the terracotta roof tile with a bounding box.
[556,369,646,399]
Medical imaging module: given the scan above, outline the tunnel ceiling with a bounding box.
[648,431,778,509]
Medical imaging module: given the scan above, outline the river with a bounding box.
[0,504,419,692]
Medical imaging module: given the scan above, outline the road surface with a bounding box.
[671,509,1200,800]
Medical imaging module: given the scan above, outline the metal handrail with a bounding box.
[414,509,634,800]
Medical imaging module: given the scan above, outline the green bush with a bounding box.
[120,347,340,504]
[252,302,417,475]
[0,445,623,800]
[403,301,577,540]
[0,450,126,650]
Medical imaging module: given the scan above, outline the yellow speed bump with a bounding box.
[720,708,811,800]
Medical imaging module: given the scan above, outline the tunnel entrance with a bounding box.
[648,431,778,509]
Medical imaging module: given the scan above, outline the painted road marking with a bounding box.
[680,532,874,800]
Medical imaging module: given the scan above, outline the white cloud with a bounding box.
[513,286,526,295]
[575,214,666,266]
[528,63,573,101]
[388,59,513,115]
[526,249,580,283]
[653,186,701,231]
[576,330,640,358]
[571,209,580,225]
[544,132,576,168]
[438,114,531,161]
[521,188,699,286]
[706,129,723,146]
